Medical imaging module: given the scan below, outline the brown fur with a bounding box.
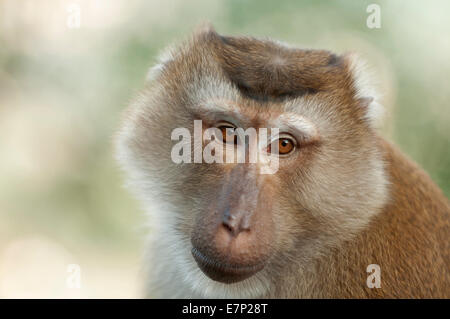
[269,139,450,298]
[116,25,450,298]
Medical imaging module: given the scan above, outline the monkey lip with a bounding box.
[191,247,265,284]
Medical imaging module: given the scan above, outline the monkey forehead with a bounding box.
[148,26,381,128]
[210,35,348,100]
[152,28,354,102]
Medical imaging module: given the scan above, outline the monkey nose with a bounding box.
[222,210,251,236]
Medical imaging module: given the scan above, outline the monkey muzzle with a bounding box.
[190,164,275,284]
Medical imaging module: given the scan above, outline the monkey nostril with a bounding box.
[222,222,235,234]
[222,210,237,229]
[222,214,241,235]
[222,212,251,236]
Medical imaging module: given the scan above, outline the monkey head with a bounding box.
[115,25,388,297]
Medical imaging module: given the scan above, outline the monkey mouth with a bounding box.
[191,247,265,284]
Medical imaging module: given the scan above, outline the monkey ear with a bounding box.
[344,52,384,128]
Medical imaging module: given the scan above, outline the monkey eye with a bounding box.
[268,135,296,156]
[216,122,237,144]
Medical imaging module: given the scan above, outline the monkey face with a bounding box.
[116,26,388,292]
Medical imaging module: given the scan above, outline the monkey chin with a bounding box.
[191,247,266,284]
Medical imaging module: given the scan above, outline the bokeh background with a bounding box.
[0,0,449,298]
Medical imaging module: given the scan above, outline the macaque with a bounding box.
[115,25,449,298]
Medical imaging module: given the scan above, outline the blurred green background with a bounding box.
[0,0,449,298]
